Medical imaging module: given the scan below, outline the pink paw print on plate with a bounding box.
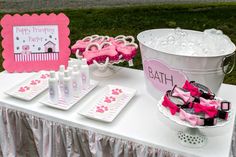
[96,105,109,113]
[40,74,50,79]
[111,88,123,95]
[104,96,116,103]
[18,86,30,92]
[30,79,41,85]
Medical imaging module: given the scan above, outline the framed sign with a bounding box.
[0,13,70,72]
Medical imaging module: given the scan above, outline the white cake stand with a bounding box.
[158,97,232,148]
[92,56,133,78]
[76,51,122,78]
[92,57,116,77]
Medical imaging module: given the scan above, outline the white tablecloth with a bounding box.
[0,67,235,157]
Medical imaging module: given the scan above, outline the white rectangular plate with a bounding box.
[40,80,98,110]
[79,85,136,122]
[5,72,50,101]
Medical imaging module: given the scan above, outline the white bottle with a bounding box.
[80,58,90,90]
[64,71,73,103]
[58,65,65,94]
[67,67,73,76]
[68,60,74,67]
[77,58,82,69]
[72,65,81,97]
[48,71,59,104]
[64,70,70,77]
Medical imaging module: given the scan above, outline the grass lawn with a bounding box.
[0,3,236,84]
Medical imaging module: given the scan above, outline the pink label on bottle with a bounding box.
[143,59,187,93]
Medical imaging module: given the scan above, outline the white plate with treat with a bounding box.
[5,72,50,101]
[40,80,98,110]
[78,84,136,122]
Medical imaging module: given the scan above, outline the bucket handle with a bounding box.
[222,51,235,74]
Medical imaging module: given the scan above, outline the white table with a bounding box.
[0,67,235,157]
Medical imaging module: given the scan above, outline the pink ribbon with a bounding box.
[193,103,218,118]
[172,86,192,103]
[162,95,180,115]
[179,109,199,126]
[200,97,221,109]
[183,80,201,97]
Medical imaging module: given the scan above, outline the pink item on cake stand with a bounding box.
[75,35,138,78]
[72,35,111,56]
[83,42,119,65]
[71,35,99,54]
[81,42,119,77]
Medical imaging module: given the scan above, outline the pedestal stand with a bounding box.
[158,97,231,148]
[177,128,207,148]
[92,58,115,77]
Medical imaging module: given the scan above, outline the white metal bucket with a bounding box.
[137,29,235,100]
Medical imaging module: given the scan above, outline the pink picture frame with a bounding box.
[0,13,70,72]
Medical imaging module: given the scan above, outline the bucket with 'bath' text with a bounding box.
[137,28,235,100]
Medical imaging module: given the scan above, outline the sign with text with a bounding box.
[143,59,187,93]
[1,13,70,72]
[13,25,60,61]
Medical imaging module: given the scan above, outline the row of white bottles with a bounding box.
[48,58,90,104]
